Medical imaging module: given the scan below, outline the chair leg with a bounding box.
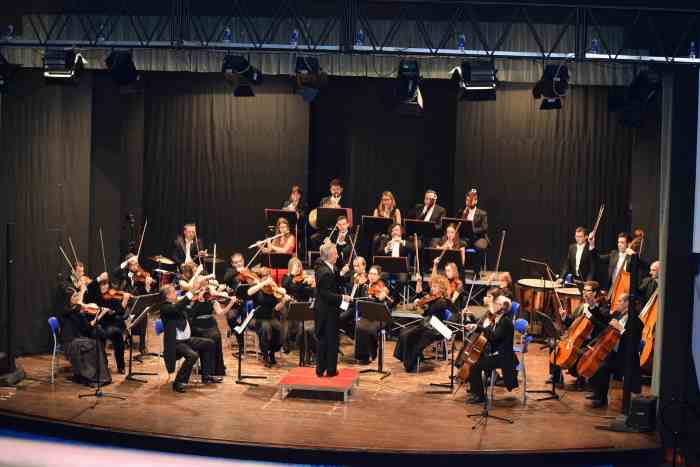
[51,338,57,385]
[522,353,527,404]
[489,369,497,409]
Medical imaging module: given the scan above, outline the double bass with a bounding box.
[638,289,659,373]
[607,229,644,309]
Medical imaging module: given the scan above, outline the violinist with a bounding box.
[172,223,207,266]
[339,256,367,335]
[188,277,237,379]
[639,260,660,304]
[464,296,518,404]
[221,252,247,350]
[85,272,130,374]
[282,184,308,221]
[432,260,463,305]
[178,263,207,292]
[281,257,316,360]
[65,261,92,291]
[113,253,156,353]
[262,217,297,285]
[432,223,466,267]
[587,293,641,408]
[394,275,453,372]
[247,267,287,367]
[355,265,390,365]
[373,191,402,225]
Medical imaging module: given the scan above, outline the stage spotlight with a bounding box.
[43,49,87,82]
[222,54,262,97]
[611,69,660,128]
[449,61,497,101]
[0,53,20,93]
[294,56,328,103]
[105,50,138,85]
[396,60,423,115]
[533,64,569,110]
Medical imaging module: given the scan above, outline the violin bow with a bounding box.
[347,225,360,262]
[68,236,80,266]
[136,218,147,259]
[212,243,217,277]
[492,230,506,283]
[414,233,421,280]
[99,227,108,273]
[58,245,78,278]
[246,245,264,269]
[591,204,605,237]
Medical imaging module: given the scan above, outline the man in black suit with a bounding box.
[172,223,206,266]
[314,242,351,377]
[455,189,490,250]
[112,253,157,353]
[558,226,595,283]
[319,178,345,208]
[465,295,518,404]
[375,223,417,258]
[589,232,648,290]
[411,189,447,225]
[159,284,218,393]
[639,260,660,304]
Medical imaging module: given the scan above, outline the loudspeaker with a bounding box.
[627,395,657,432]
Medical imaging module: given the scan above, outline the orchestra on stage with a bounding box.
[56,179,660,410]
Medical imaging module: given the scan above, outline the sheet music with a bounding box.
[340,299,350,311]
[429,315,453,340]
[234,308,256,335]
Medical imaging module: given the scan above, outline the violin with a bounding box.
[415,294,439,308]
[79,302,100,316]
[368,279,390,300]
[292,271,315,286]
[133,265,152,284]
[235,267,260,285]
[102,288,129,301]
[262,282,290,301]
[353,272,368,286]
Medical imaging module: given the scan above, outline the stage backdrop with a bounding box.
[141,74,310,263]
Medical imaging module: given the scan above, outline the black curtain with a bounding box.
[0,70,92,354]
[453,83,644,279]
[142,74,309,263]
[309,76,456,255]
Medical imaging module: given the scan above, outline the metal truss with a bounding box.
[2,1,700,65]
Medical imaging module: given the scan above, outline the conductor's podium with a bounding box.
[279,367,360,402]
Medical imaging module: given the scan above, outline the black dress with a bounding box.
[393,297,453,372]
[355,290,389,363]
[281,275,316,359]
[252,290,282,358]
[60,304,111,385]
[188,300,226,376]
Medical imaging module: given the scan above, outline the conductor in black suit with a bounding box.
[314,242,351,377]
[558,226,596,283]
[172,223,206,266]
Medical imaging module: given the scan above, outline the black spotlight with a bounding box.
[43,49,86,82]
[222,54,262,97]
[105,50,138,85]
[0,53,20,93]
[396,60,423,115]
[450,61,497,101]
[611,69,661,128]
[533,64,569,110]
[294,56,328,103]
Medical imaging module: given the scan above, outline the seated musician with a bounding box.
[62,261,91,292]
[375,223,416,297]
[85,272,130,374]
[455,189,489,273]
[462,286,502,324]
[411,189,446,225]
[437,260,463,306]
[355,265,391,365]
[464,295,518,404]
[320,178,344,207]
[261,217,296,285]
[393,275,454,372]
[60,287,111,386]
[557,227,595,284]
[373,191,402,225]
[495,272,515,299]
[159,284,216,393]
[281,257,316,360]
[587,293,641,408]
[113,254,156,354]
[247,267,286,367]
[178,263,208,292]
[187,277,237,379]
[338,256,367,336]
[172,223,207,266]
[282,184,309,221]
[431,223,466,266]
[639,260,660,303]
[221,252,248,349]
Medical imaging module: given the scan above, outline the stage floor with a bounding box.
[0,322,659,462]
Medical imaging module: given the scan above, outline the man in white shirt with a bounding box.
[172,223,206,266]
[558,226,595,283]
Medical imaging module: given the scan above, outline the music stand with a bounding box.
[259,253,293,270]
[424,248,464,270]
[317,208,350,232]
[440,217,471,235]
[356,300,392,380]
[78,322,126,402]
[233,308,267,386]
[374,256,410,304]
[124,294,162,383]
[405,219,436,241]
[362,216,392,239]
[287,301,314,366]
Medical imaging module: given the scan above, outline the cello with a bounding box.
[638,289,659,373]
[453,307,492,391]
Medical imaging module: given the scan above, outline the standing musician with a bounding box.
[464,295,518,404]
[246,267,287,367]
[639,260,660,303]
[355,265,391,365]
[172,223,207,266]
[159,284,216,393]
[85,271,130,374]
[589,231,648,289]
[314,242,352,377]
[113,253,156,354]
[261,217,297,284]
[373,191,402,225]
[587,293,641,408]
[432,223,467,266]
[188,277,237,378]
[281,257,316,360]
[394,275,454,373]
[558,226,596,283]
[282,184,309,221]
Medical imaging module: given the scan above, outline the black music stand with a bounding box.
[265,209,299,229]
[374,255,410,304]
[78,320,126,402]
[287,301,314,366]
[317,208,349,231]
[362,216,393,239]
[356,300,392,380]
[233,308,267,386]
[405,219,436,241]
[440,217,470,235]
[124,294,162,383]
[259,253,293,270]
[424,247,464,270]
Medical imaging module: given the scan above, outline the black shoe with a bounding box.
[117,368,126,375]
[283,346,291,354]
[326,371,339,377]
[269,353,277,365]
[590,398,608,409]
[172,382,186,393]
[315,371,325,377]
[206,376,224,384]
[466,394,486,405]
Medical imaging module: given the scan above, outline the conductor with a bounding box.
[314,242,351,377]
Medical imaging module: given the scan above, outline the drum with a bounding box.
[556,287,582,315]
[308,208,318,229]
[517,278,556,312]
[517,278,557,289]
[154,268,174,287]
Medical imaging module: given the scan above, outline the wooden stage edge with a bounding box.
[0,331,661,466]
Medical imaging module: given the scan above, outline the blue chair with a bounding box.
[154,318,164,336]
[48,316,61,385]
[513,318,532,404]
[510,301,521,322]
